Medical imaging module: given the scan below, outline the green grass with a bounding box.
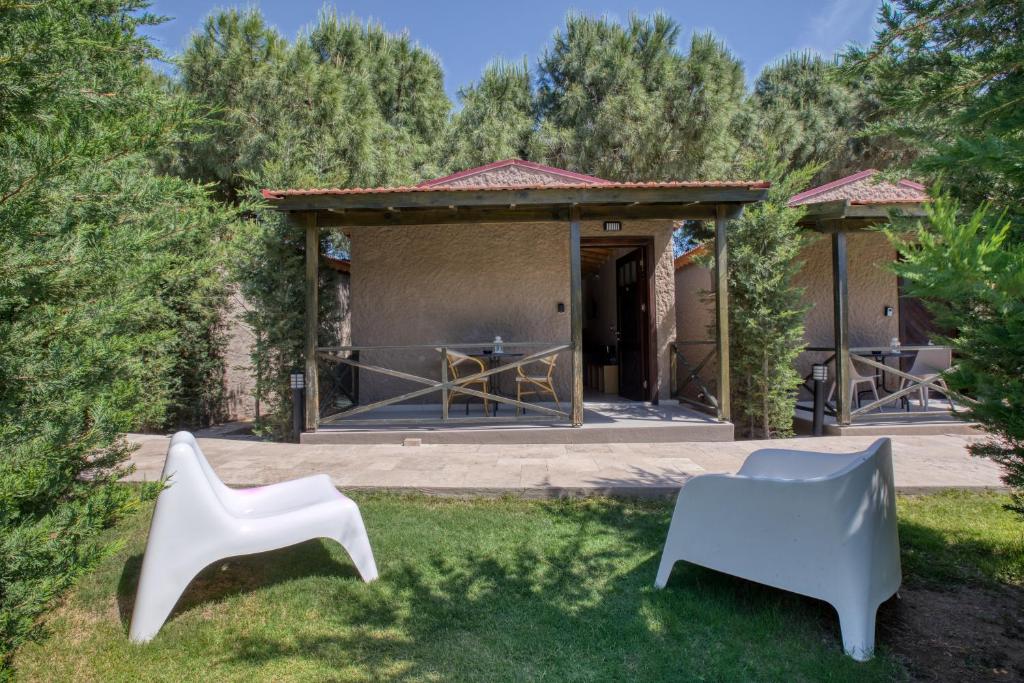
[897,490,1024,587]
[11,491,1023,682]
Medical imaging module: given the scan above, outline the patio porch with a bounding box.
[301,394,733,445]
[262,160,769,441]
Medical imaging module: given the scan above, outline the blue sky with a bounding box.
[141,0,881,101]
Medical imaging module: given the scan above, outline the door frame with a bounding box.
[581,235,658,403]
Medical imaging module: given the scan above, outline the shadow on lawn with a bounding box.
[116,540,360,629]
[151,499,861,680]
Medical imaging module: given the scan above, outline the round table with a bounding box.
[468,351,524,416]
[867,350,917,409]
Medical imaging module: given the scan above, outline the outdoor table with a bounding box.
[868,350,917,409]
[469,351,524,416]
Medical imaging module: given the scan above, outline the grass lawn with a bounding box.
[11,490,1024,682]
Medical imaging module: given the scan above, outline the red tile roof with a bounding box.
[418,159,611,188]
[673,244,708,270]
[262,179,769,199]
[788,169,928,207]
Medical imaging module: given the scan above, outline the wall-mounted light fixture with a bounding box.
[884,306,894,317]
[603,221,622,232]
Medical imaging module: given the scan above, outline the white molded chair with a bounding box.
[900,347,955,411]
[129,432,378,643]
[654,438,901,661]
[828,358,882,411]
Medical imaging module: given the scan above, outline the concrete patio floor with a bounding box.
[124,432,1004,498]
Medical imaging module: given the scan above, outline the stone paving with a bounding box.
[125,432,1004,497]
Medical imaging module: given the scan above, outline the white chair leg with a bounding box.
[869,382,881,412]
[654,553,676,589]
[836,601,878,661]
[129,553,206,643]
[332,504,379,582]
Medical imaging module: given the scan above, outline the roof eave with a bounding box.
[262,184,770,213]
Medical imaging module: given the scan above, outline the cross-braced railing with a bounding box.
[797,345,973,422]
[846,348,973,418]
[670,340,721,418]
[316,342,571,425]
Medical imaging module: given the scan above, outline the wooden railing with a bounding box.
[670,340,721,418]
[315,341,571,425]
[796,345,971,423]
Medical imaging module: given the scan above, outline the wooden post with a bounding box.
[440,346,449,422]
[298,211,319,432]
[569,206,584,427]
[714,205,734,422]
[832,229,851,426]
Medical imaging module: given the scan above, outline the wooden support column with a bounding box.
[713,205,734,422]
[832,229,851,426]
[569,206,584,427]
[298,211,319,432]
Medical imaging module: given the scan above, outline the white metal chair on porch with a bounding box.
[129,432,378,643]
[900,347,955,411]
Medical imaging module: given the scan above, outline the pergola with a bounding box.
[792,170,929,426]
[263,177,769,432]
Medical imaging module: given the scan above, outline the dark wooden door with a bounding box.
[898,277,937,345]
[616,248,649,400]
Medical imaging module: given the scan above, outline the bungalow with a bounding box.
[262,159,769,443]
[675,169,964,434]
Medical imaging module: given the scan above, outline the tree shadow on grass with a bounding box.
[210,499,880,681]
[116,539,360,631]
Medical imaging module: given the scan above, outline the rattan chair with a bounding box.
[440,349,490,416]
[515,355,560,415]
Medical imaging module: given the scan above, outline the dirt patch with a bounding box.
[879,584,1024,681]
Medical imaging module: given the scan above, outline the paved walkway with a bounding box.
[125,432,1004,497]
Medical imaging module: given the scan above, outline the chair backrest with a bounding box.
[168,432,252,516]
[839,356,875,382]
[909,347,952,376]
[153,442,232,531]
[518,354,557,379]
[737,438,890,481]
[438,348,482,379]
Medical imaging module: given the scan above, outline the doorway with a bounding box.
[580,237,655,402]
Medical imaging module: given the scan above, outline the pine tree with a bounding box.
[535,14,745,180]
[445,59,536,170]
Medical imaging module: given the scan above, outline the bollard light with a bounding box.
[812,364,828,382]
[290,371,305,389]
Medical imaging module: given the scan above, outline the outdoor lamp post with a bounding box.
[812,364,828,437]
[290,370,305,441]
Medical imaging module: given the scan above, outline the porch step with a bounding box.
[302,401,733,445]
[793,411,981,437]
[301,421,734,445]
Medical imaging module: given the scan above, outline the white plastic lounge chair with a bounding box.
[654,438,901,661]
[129,432,378,643]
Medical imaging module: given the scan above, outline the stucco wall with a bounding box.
[349,219,676,405]
[792,230,900,379]
[222,287,258,421]
[673,258,718,397]
[222,273,350,421]
[673,230,900,387]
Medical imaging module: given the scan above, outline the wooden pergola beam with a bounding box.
[569,206,584,427]
[267,185,767,213]
[714,205,738,422]
[316,202,724,228]
[295,211,319,432]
